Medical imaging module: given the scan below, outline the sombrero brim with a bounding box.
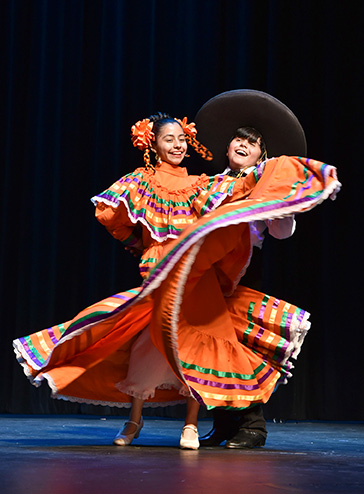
[195,89,307,171]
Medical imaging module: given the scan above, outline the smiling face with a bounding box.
[152,122,187,166]
[225,127,266,172]
[226,136,262,171]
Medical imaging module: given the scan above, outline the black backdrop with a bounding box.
[1,0,363,421]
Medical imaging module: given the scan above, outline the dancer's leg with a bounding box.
[113,397,145,445]
[185,396,200,428]
[180,397,200,449]
[121,397,144,434]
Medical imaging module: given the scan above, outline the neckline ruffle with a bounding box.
[155,161,189,177]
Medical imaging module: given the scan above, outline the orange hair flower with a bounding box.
[131,118,155,150]
[175,117,197,138]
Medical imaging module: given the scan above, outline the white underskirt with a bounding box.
[116,327,190,400]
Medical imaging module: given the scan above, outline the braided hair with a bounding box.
[184,133,213,161]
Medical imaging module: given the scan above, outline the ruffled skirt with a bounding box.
[13,156,341,410]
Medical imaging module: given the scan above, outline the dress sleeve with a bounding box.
[91,169,149,246]
[266,216,296,239]
[250,216,296,249]
[94,202,141,246]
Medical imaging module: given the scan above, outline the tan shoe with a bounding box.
[113,418,144,446]
[180,424,199,450]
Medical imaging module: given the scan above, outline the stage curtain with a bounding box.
[1,0,363,420]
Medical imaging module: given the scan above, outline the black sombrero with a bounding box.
[195,89,307,171]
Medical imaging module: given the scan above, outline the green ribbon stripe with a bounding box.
[68,310,112,331]
[139,256,158,265]
[24,336,47,364]
[283,166,310,200]
[180,359,266,380]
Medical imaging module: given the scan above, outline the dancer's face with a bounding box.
[153,122,187,166]
[226,136,262,171]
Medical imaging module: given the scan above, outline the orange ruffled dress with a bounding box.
[13,157,341,410]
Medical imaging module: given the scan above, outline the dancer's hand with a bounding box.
[124,239,143,258]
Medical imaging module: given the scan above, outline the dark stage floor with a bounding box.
[0,415,363,494]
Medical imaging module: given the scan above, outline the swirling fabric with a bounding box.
[13,156,340,410]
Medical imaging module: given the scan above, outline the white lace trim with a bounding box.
[115,382,190,401]
[12,341,47,388]
[38,372,189,408]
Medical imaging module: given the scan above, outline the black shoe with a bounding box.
[199,428,231,447]
[225,429,266,449]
